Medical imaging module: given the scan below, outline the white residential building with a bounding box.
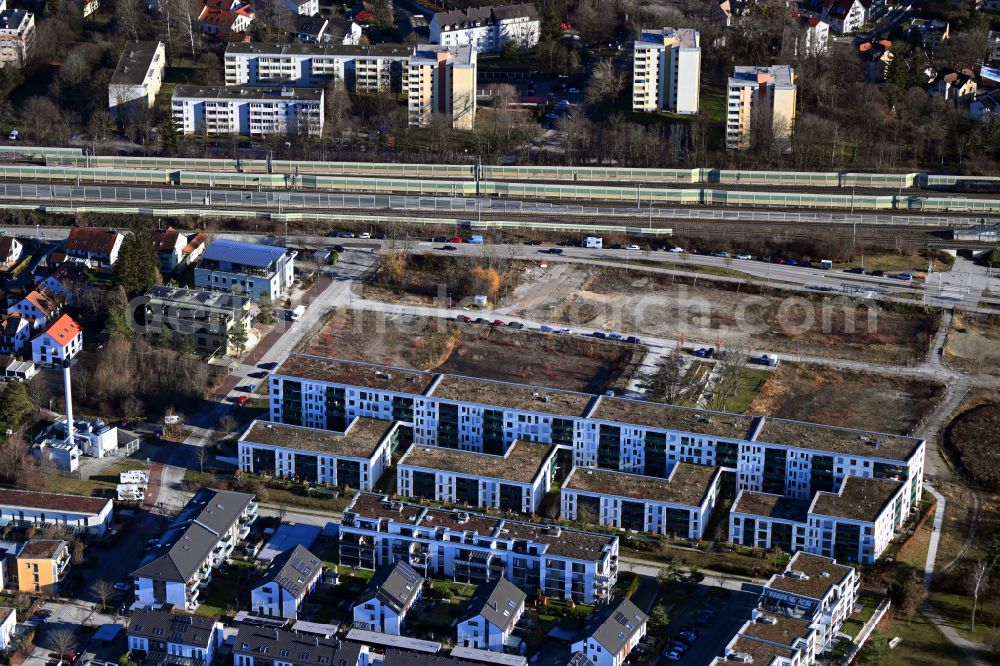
[456,576,525,652]
[0,488,113,537]
[269,356,926,519]
[561,463,721,540]
[283,0,317,16]
[729,475,908,564]
[63,227,124,269]
[172,86,324,136]
[352,561,423,635]
[0,314,30,354]
[0,607,15,652]
[131,488,257,611]
[108,41,166,116]
[224,43,414,91]
[788,16,830,57]
[7,288,60,330]
[802,0,867,34]
[397,440,556,514]
[127,606,224,666]
[632,27,701,114]
[726,65,797,150]
[238,418,395,490]
[340,493,619,604]
[193,240,297,301]
[430,4,539,53]
[31,314,83,368]
[233,625,363,666]
[0,9,34,68]
[0,236,22,268]
[250,544,322,619]
[570,598,648,666]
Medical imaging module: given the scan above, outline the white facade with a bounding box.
[340,494,619,604]
[0,489,113,537]
[570,599,647,666]
[632,28,701,114]
[194,240,297,301]
[8,290,59,330]
[172,86,324,136]
[108,41,166,115]
[0,9,34,69]
[224,43,413,91]
[430,4,540,53]
[0,607,15,651]
[352,594,408,635]
[127,611,223,666]
[0,237,22,267]
[31,315,83,367]
[456,578,525,652]
[0,314,30,354]
[283,0,317,15]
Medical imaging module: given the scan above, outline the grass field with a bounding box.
[47,460,150,498]
[884,612,976,666]
[928,592,1000,649]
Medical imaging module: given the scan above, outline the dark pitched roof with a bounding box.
[131,488,254,583]
[128,607,218,648]
[234,625,363,666]
[381,651,486,666]
[459,576,525,632]
[0,236,18,258]
[576,598,648,654]
[357,561,423,615]
[259,544,322,597]
[151,227,181,252]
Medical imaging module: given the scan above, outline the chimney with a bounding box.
[62,356,74,446]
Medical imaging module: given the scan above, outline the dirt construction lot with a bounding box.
[944,312,1000,375]
[299,309,639,393]
[747,363,944,434]
[507,267,941,365]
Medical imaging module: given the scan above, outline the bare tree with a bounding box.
[91,579,114,610]
[197,445,207,473]
[586,60,625,105]
[48,629,76,665]
[710,339,751,412]
[969,560,991,632]
[115,0,143,42]
[217,415,238,437]
[120,397,143,425]
[649,351,704,405]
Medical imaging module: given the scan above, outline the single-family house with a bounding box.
[31,314,83,367]
[150,227,188,273]
[250,544,322,619]
[0,314,29,354]
[17,539,71,595]
[570,598,648,666]
[352,561,423,635]
[930,68,978,103]
[0,607,16,651]
[0,236,23,269]
[7,288,60,330]
[456,576,526,652]
[63,227,124,269]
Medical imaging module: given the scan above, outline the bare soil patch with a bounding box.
[299,309,637,393]
[510,267,941,365]
[746,363,944,434]
[944,402,1000,492]
[944,312,1000,376]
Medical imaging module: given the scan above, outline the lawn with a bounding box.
[195,559,254,618]
[728,367,772,414]
[632,258,748,279]
[884,612,976,666]
[928,592,1000,649]
[47,460,150,499]
[622,537,789,580]
[700,85,728,124]
[841,591,884,640]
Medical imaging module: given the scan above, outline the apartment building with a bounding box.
[224,43,413,92]
[131,488,257,611]
[31,314,83,368]
[7,288,60,330]
[250,544,322,619]
[109,42,166,117]
[17,539,70,595]
[141,286,252,354]
[714,552,858,663]
[802,0,867,34]
[352,561,423,635]
[787,16,830,58]
[910,18,950,50]
[430,4,539,53]
[570,598,648,666]
[730,475,908,564]
[727,65,797,150]
[339,493,619,604]
[269,355,925,518]
[127,606,224,666]
[0,9,34,68]
[0,236,22,269]
[632,27,701,114]
[397,440,556,514]
[456,576,525,652]
[406,44,477,129]
[193,240,297,301]
[172,86,324,137]
[63,227,125,269]
[238,418,397,490]
[234,626,365,666]
[0,488,113,537]
[561,463,721,540]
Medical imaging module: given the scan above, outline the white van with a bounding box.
[290,304,306,321]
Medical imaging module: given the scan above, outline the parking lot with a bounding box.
[21,599,121,666]
[655,586,760,665]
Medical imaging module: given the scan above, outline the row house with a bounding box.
[7,287,61,330]
[352,561,423,635]
[730,475,907,564]
[339,493,619,604]
[269,355,926,516]
[131,488,257,611]
[560,463,721,540]
[63,227,124,269]
[570,597,648,666]
[456,575,525,652]
[396,440,556,514]
[250,544,322,619]
[429,3,540,53]
[238,418,397,490]
[127,606,224,666]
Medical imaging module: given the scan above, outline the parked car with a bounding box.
[332,245,346,253]
[668,247,684,253]
[693,348,707,357]
[891,272,913,281]
[237,395,249,406]
[546,248,564,254]
[844,267,865,274]
[433,236,448,243]
[359,232,371,239]
[341,232,355,238]
[456,315,472,323]
[491,319,506,326]
[327,231,341,237]
[868,270,885,277]
[113,581,131,591]
[785,259,798,266]
[507,322,524,329]
[474,318,489,324]
[441,244,457,251]
[713,251,729,258]
[448,236,463,243]
[736,253,752,260]
[608,333,624,341]
[558,327,573,334]
[8,130,17,141]
[592,331,607,339]
[625,244,641,251]
[678,630,698,643]
[663,651,683,662]
[626,336,641,344]
[246,384,257,392]
[32,609,52,621]
[540,324,555,333]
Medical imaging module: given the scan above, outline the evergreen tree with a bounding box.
[177,335,196,354]
[0,382,33,434]
[114,223,162,297]
[230,321,248,356]
[858,631,891,666]
[258,294,275,325]
[884,50,907,107]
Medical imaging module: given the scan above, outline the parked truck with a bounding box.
[583,236,603,248]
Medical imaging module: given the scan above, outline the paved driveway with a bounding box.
[22,600,120,666]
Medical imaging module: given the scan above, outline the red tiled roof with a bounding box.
[0,236,17,259]
[44,313,82,346]
[65,227,121,255]
[0,488,112,513]
[24,289,59,316]
[183,232,206,254]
